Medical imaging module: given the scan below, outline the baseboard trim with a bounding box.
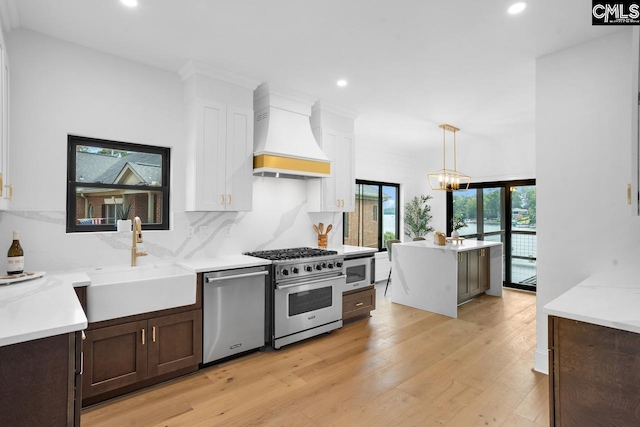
[534,348,549,374]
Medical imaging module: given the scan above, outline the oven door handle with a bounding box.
[276,274,346,290]
[205,270,268,283]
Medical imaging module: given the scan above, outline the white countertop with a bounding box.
[0,272,88,348]
[544,258,640,334]
[399,239,502,252]
[1,248,377,348]
[333,245,378,257]
[178,254,272,273]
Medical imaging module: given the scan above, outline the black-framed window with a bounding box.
[446,179,536,291]
[66,135,170,233]
[343,180,400,251]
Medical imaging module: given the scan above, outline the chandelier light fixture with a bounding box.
[427,124,471,191]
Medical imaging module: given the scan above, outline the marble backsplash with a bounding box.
[0,179,342,273]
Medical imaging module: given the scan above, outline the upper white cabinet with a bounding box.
[0,34,11,211]
[632,27,639,216]
[180,61,259,212]
[185,98,253,211]
[307,102,358,213]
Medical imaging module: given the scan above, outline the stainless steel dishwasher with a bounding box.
[202,265,268,364]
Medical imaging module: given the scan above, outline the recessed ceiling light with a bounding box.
[121,0,138,7]
[508,2,526,14]
[337,80,348,87]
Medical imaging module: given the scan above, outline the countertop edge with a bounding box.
[0,275,88,348]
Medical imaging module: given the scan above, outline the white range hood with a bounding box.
[253,83,330,179]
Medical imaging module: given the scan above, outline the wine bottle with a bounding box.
[7,231,24,275]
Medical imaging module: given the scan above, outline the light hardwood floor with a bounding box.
[82,284,548,427]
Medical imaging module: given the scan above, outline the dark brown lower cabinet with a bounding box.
[83,309,202,405]
[457,248,490,304]
[343,285,376,323]
[0,331,82,426]
[549,316,640,426]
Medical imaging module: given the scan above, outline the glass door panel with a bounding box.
[381,185,398,249]
[449,181,536,291]
[510,185,537,289]
[452,188,477,237]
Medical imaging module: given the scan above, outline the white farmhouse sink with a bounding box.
[86,263,197,323]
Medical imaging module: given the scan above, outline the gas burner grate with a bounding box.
[245,247,338,261]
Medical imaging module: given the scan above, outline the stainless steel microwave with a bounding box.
[343,254,374,290]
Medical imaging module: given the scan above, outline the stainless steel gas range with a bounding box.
[244,247,345,349]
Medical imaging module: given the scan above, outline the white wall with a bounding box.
[0,29,339,272]
[411,131,536,234]
[534,29,640,373]
[354,144,415,281]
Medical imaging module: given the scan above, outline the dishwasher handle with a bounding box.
[205,270,268,283]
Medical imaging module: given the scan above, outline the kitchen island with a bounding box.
[390,239,503,318]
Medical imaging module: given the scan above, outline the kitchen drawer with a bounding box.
[343,285,376,323]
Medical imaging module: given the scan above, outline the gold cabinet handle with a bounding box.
[228,194,232,205]
[82,331,86,340]
[336,199,340,207]
[0,172,3,195]
[220,194,225,205]
[355,302,364,307]
[458,253,462,261]
[152,326,156,343]
[4,184,12,201]
[628,184,632,205]
[141,328,145,345]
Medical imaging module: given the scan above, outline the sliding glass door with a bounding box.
[343,180,400,251]
[510,185,537,289]
[448,180,536,291]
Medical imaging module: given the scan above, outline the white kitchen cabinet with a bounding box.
[185,98,253,211]
[632,27,640,216]
[0,36,12,211]
[307,128,355,212]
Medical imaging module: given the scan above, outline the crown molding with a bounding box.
[178,60,260,90]
[312,100,360,119]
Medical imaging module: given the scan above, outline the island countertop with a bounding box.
[398,239,502,252]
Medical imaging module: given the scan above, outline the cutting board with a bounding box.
[0,271,46,285]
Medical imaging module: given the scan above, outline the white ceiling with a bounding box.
[0,0,621,153]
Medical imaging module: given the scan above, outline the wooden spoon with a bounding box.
[325,224,332,234]
[319,222,324,234]
[313,224,321,235]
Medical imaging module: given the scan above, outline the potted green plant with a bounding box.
[116,200,132,232]
[450,214,466,239]
[404,195,434,239]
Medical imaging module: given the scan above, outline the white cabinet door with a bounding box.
[0,41,10,211]
[225,105,253,211]
[632,27,640,216]
[335,133,355,212]
[189,98,227,211]
[307,129,355,212]
[186,99,253,212]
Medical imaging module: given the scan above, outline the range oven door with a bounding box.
[273,274,345,348]
[344,256,372,291]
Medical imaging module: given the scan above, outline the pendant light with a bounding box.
[427,124,471,191]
